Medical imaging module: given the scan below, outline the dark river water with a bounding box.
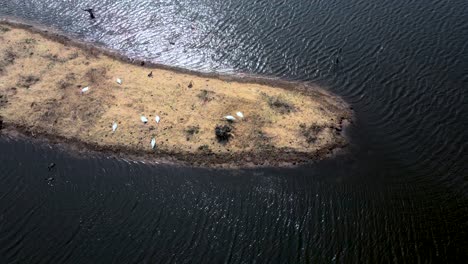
[1,0,467,263]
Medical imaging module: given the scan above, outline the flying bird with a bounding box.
[83,8,95,19]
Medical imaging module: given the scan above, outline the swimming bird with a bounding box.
[112,122,118,132]
[151,138,156,149]
[47,163,56,171]
[83,8,95,19]
[155,115,160,123]
[224,115,236,122]
[141,116,148,124]
[148,71,153,78]
[116,78,122,85]
[236,112,244,118]
[81,86,89,93]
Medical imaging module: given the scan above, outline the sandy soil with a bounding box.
[0,22,352,167]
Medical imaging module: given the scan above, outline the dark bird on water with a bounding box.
[83,8,95,19]
[148,71,153,78]
[48,162,56,171]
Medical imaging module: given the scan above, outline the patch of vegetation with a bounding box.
[0,50,16,72]
[4,50,16,62]
[0,26,10,33]
[215,124,233,142]
[86,48,100,59]
[197,89,215,102]
[185,125,200,141]
[197,144,212,153]
[263,93,295,114]
[42,53,68,63]
[65,73,76,81]
[57,73,76,89]
[23,38,37,44]
[68,52,79,60]
[251,129,274,150]
[300,123,324,144]
[0,93,7,107]
[186,125,200,135]
[84,67,107,83]
[17,75,40,89]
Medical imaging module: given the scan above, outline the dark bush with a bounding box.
[215,124,232,142]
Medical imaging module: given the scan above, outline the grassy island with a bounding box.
[0,22,351,167]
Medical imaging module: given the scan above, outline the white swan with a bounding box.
[112,122,118,132]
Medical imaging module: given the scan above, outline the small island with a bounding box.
[0,22,352,167]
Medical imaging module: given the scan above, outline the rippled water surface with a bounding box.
[1,0,467,263]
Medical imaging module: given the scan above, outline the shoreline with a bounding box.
[0,21,353,168]
[0,19,327,92]
[0,121,350,168]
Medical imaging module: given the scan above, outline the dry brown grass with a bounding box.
[0,24,350,161]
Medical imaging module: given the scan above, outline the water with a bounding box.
[0,0,467,262]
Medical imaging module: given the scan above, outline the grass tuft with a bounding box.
[263,93,295,114]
